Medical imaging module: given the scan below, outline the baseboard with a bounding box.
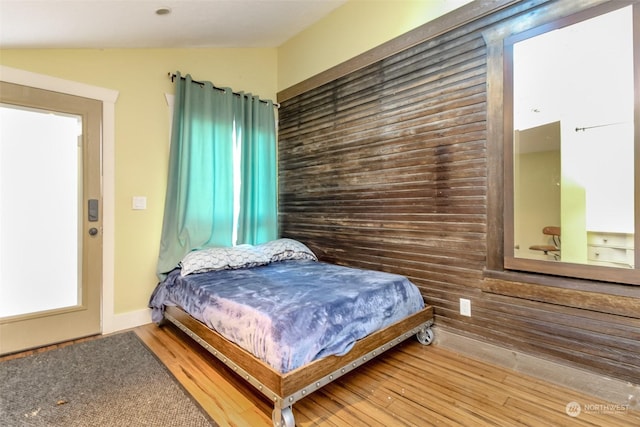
[104,308,152,334]
[432,326,639,410]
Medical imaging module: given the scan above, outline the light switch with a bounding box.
[132,196,147,210]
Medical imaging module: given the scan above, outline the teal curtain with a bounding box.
[156,72,277,278]
[235,93,278,244]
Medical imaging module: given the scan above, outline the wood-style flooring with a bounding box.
[135,323,639,426]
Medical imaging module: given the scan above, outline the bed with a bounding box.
[150,239,434,426]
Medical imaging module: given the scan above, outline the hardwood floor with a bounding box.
[135,323,639,427]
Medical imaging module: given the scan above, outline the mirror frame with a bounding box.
[486,0,640,287]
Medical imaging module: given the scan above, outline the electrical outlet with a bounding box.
[460,298,471,317]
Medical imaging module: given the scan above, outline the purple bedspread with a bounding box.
[149,260,424,373]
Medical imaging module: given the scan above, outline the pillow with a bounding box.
[180,245,271,276]
[180,247,229,276]
[257,238,317,263]
[224,244,270,269]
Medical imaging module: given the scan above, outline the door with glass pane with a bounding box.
[0,82,102,354]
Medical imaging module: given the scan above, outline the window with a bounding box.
[486,1,639,286]
[157,74,278,278]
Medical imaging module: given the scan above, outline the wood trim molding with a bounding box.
[482,276,640,318]
[433,326,640,407]
[277,0,520,103]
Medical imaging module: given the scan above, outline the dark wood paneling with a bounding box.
[277,0,639,385]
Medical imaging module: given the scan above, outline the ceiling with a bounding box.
[0,0,347,49]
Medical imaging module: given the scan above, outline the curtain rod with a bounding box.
[168,73,279,109]
[574,121,629,132]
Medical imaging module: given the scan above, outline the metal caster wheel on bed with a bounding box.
[272,406,295,427]
[416,326,434,345]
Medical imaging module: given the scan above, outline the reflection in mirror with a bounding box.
[512,5,635,269]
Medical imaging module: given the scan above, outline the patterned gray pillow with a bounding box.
[225,245,270,269]
[180,245,270,276]
[180,247,229,276]
[257,238,317,263]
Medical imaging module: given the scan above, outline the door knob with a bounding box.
[88,227,99,236]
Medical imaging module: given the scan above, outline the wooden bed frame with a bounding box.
[163,304,434,427]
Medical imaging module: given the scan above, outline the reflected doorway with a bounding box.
[514,121,560,261]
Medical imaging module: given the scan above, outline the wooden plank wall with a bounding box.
[277,0,640,385]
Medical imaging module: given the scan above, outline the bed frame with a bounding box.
[163,304,434,427]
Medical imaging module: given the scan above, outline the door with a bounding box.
[0,81,102,354]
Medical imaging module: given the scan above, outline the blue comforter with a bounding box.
[149,260,424,373]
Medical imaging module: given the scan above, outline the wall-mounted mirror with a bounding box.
[504,2,638,283]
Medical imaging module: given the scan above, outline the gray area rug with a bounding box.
[0,332,216,426]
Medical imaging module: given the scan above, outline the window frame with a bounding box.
[484,0,640,288]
